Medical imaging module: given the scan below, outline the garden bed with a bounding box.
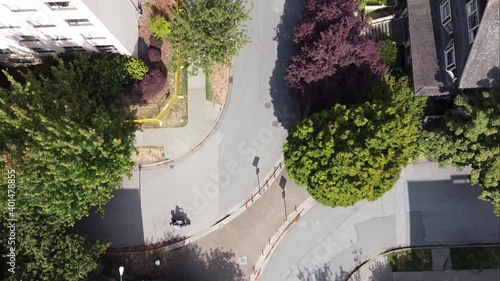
[206,64,229,105]
[132,146,167,165]
[387,249,432,272]
[451,246,500,270]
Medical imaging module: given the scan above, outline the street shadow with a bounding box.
[367,260,393,281]
[407,179,500,246]
[297,264,349,281]
[268,0,303,128]
[170,205,191,225]
[93,243,245,281]
[75,188,145,248]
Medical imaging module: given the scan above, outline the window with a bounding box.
[51,35,71,41]
[0,48,13,54]
[63,46,85,53]
[81,34,106,40]
[28,21,56,28]
[444,40,456,70]
[19,35,40,42]
[0,24,20,29]
[66,19,91,26]
[31,47,55,54]
[46,2,73,9]
[440,0,453,34]
[466,0,480,43]
[440,0,451,22]
[95,45,117,53]
[2,4,36,12]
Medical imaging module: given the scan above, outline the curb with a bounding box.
[250,196,317,281]
[108,155,285,254]
[345,243,500,281]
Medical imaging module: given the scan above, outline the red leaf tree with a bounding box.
[286,0,386,105]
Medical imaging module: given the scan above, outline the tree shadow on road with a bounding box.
[162,245,245,281]
[296,264,349,281]
[268,0,304,129]
[296,259,392,281]
[92,243,244,281]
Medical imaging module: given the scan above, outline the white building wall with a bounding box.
[0,0,139,65]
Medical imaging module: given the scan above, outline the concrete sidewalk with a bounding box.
[161,171,310,281]
[135,72,223,160]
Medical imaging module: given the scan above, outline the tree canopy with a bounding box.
[149,0,252,73]
[0,53,136,280]
[285,0,386,103]
[284,75,426,207]
[422,89,500,214]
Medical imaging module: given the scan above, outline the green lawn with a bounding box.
[388,249,432,272]
[451,246,500,270]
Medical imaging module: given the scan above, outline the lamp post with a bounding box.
[119,266,124,281]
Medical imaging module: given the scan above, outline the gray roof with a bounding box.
[459,0,500,89]
[83,0,139,56]
[407,0,446,96]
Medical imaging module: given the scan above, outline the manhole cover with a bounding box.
[239,256,247,265]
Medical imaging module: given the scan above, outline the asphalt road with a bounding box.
[77,0,303,247]
[260,162,500,281]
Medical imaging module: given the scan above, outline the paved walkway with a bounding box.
[161,171,310,281]
[135,72,222,160]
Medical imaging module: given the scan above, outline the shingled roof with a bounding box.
[407,0,446,96]
[459,0,500,89]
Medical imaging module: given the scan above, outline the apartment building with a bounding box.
[0,0,140,65]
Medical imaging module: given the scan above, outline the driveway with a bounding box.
[77,0,304,248]
[260,162,500,281]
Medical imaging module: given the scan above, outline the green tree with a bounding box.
[422,89,500,214]
[0,56,136,232]
[0,54,135,279]
[380,39,398,67]
[284,75,426,207]
[149,14,172,39]
[4,224,109,281]
[166,0,251,72]
[126,57,149,81]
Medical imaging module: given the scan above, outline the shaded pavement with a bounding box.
[164,171,310,280]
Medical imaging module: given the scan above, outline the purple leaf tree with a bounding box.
[286,0,386,103]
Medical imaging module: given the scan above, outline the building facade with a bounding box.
[407,0,499,96]
[0,0,140,66]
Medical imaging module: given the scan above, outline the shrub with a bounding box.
[149,14,171,40]
[139,68,167,101]
[126,57,149,81]
[284,75,426,208]
[380,40,398,67]
[147,47,162,63]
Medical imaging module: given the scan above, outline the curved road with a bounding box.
[260,162,500,281]
[77,0,302,247]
